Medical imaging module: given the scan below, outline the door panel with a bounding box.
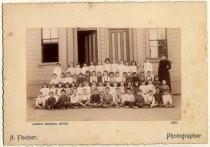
[78,30,97,65]
[109,29,129,61]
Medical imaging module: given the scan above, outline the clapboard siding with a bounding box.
[167,28,181,94]
[27,28,68,97]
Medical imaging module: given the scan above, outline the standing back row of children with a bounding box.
[52,58,153,78]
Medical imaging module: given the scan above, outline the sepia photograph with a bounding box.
[27,28,181,121]
[3,2,207,145]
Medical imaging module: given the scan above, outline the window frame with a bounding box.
[41,28,59,64]
[148,28,168,60]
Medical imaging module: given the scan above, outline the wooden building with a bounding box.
[26,28,181,97]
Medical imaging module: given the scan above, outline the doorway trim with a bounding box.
[76,28,98,65]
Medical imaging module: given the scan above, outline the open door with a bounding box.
[77,30,97,65]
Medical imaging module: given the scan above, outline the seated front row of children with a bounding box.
[34,86,175,110]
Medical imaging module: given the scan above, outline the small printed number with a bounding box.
[171,121,178,124]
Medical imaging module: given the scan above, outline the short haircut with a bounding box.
[61,89,66,93]
[105,87,110,90]
[105,58,110,63]
[131,60,137,65]
[127,88,131,91]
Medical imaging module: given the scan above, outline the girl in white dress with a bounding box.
[90,71,98,83]
[118,60,126,77]
[130,60,138,73]
[144,58,153,75]
[96,60,103,73]
[64,72,73,85]
[66,62,76,76]
[89,61,96,73]
[75,63,82,75]
[81,63,89,75]
[111,59,119,73]
[124,61,131,73]
[52,63,62,78]
[103,58,111,73]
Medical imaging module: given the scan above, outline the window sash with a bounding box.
[149,28,167,59]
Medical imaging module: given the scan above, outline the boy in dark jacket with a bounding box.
[55,89,69,109]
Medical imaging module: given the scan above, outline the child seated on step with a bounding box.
[102,71,111,83]
[69,88,80,108]
[139,71,146,85]
[65,83,72,98]
[130,60,138,73]
[97,71,103,83]
[143,58,153,76]
[101,87,115,108]
[132,81,140,94]
[52,63,62,78]
[45,91,57,110]
[118,60,126,76]
[96,60,103,73]
[64,72,73,85]
[81,63,89,75]
[117,88,137,108]
[113,87,123,107]
[58,73,66,84]
[34,92,46,109]
[88,89,102,108]
[153,75,161,88]
[40,83,50,98]
[114,71,122,84]
[66,62,76,76]
[90,71,98,83]
[131,72,139,85]
[84,71,91,83]
[109,72,115,84]
[121,72,127,83]
[77,83,83,95]
[75,63,82,75]
[83,82,91,94]
[143,90,157,108]
[147,80,156,94]
[49,84,57,96]
[160,80,170,94]
[111,59,119,73]
[50,74,59,85]
[56,83,64,97]
[90,81,97,93]
[153,87,162,107]
[89,61,96,73]
[78,88,91,108]
[145,71,154,83]
[134,90,145,108]
[125,61,131,73]
[119,81,125,94]
[76,73,84,86]
[103,58,111,73]
[139,80,147,95]
[162,90,175,108]
[125,72,133,85]
[97,81,105,95]
[55,89,69,109]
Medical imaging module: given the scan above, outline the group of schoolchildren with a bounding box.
[34,58,175,110]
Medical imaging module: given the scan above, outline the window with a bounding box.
[42,28,59,63]
[149,28,167,58]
